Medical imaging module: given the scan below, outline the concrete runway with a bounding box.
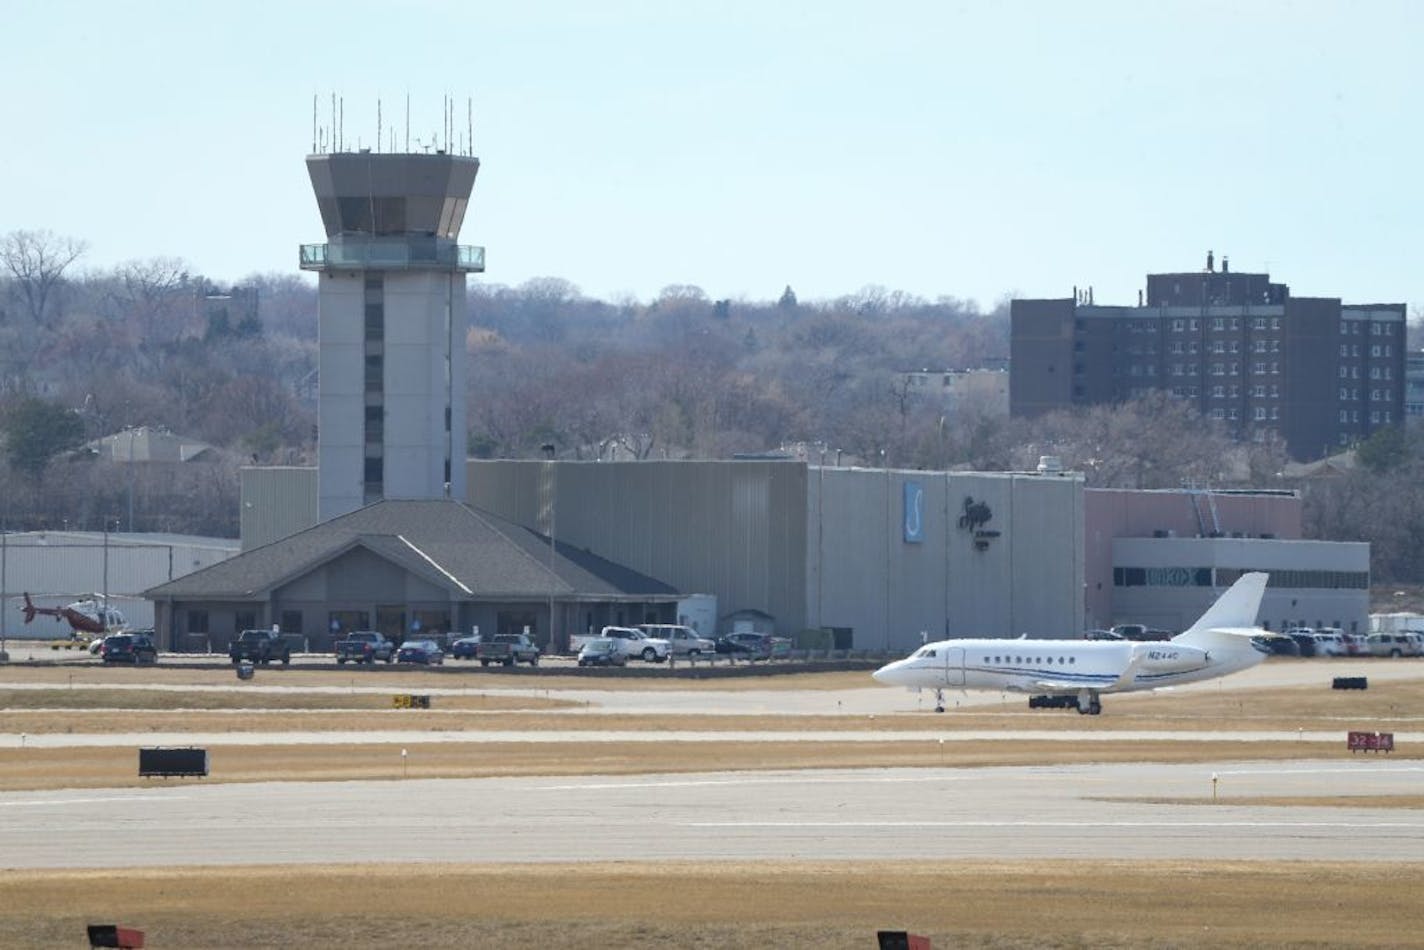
[3,656,1422,870]
[3,762,1422,869]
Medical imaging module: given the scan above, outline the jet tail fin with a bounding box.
[22,592,36,625]
[1174,572,1268,641]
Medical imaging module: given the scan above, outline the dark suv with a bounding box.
[101,632,157,665]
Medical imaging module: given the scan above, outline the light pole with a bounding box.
[541,442,557,652]
[126,426,138,532]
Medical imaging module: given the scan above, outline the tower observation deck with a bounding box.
[301,151,483,520]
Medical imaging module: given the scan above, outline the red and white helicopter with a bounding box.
[22,591,130,644]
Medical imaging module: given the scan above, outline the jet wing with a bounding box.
[1026,679,1089,693]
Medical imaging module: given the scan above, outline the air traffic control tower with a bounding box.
[300,151,482,520]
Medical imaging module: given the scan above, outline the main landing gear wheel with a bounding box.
[934,688,946,714]
[1076,692,1102,716]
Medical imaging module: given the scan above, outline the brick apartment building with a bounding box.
[1010,254,1405,460]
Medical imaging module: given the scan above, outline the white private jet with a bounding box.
[872,572,1271,715]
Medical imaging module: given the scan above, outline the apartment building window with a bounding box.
[1212,385,1225,398]
[1371,345,1381,357]
[1271,385,1279,397]
[1385,344,1392,356]
[1371,367,1381,380]
[1254,407,1268,421]
[1341,322,1350,335]
[1228,408,1239,420]
[1384,367,1393,380]
[1210,408,1224,419]
[1253,362,1266,375]
[1230,341,1240,354]
[1211,363,1224,376]
[1231,318,1240,330]
[1188,341,1199,354]
[1213,340,1225,353]
[1256,340,1269,353]
[1146,364,1156,376]
[1271,318,1280,329]
[1339,366,1349,378]
[1353,322,1362,334]
[1270,340,1280,352]
[1272,362,1280,374]
[1385,410,1393,423]
[1258,385,1269,398]
[1254,317,1266,330]
[1352,366,1360,378]
[1212,318,1225,330]
[1340,410,1349,423]
[1340,344,1349,357]
[1271,407,1279,420]
[1171,363,1183,376]
[1371,411,1380,424]
[1353,345,1360,356]
[1339,387,1348,400]
[1189,319,1199,330]
[1230,363,1240,376]
[1172,319,1185,332]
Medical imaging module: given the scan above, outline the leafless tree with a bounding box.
[0,229,87,327]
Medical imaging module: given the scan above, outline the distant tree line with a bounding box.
[3,228,1423,584]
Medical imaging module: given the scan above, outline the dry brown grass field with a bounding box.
[4,662,1422,947]
[2,861,1422,949]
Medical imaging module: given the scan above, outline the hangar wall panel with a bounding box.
[469,460,808,635]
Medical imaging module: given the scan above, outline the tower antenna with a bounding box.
[330,92,336,153]
[377,98,382,152]
[339,96,344,152]
[405,93,410,152]
[312,94,317,153]
[467,98,473,156]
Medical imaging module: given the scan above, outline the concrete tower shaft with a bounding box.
[301,152,483,521]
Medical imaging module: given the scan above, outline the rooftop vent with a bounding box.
[1036,455,1063,475]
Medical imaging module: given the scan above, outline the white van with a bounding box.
[639,624,716,657]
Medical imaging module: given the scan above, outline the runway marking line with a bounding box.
[536,774,971,791]
[689,820,1424,829]
[0,795,192,808]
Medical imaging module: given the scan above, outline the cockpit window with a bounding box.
[915,648,937,658]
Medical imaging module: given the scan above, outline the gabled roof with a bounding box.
[144,499,678,601]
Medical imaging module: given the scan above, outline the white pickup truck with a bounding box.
[571,626,669,662]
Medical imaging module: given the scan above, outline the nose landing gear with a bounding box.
[934,688,946,713]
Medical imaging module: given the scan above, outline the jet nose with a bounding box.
[872,660,901,685]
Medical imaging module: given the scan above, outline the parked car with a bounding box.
[1367,633,1419,658]
[1082,629,1122,641]
[1340,631,1368,656]
[1287,631,1319,657]
[577,637,627,667]
[100,632,157,665]
[475,633,541,667]
[638,624,716,657]
[1313,630,1347,657]
[229,629,291,666]
[449,635,482,659]
[396,639,445,665]
[334,630,396,664]
[1258,633,1300,656]
[600,626,670,662]
[715,632,791,659]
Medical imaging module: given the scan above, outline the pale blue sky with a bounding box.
[3,0,1419,310]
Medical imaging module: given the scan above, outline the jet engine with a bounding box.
[1132,644,1209,673]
